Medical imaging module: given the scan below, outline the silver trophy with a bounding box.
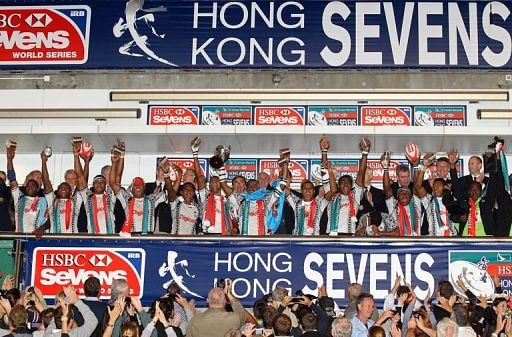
[43,146,52,158]
[209,145,231,169]
[5,140,17,149]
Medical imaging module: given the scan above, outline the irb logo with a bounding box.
[31,247,145,299]
[0,6,90,64]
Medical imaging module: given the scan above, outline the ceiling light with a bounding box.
[0,108,141,119]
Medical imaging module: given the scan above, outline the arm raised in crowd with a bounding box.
[355,137,371,188]
[41,149,53,195]
[414,153,435,199]
[6,145,18,190]
[320,136,337,201]
[73,141,88,191]
[382,152,393,199]
[167,164,182,203]
[109,149,122,195]
[191,137,206,191]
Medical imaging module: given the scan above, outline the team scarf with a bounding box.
[296,199,318,235]
[121,197,151,233]
[17,196,47,233]
[52,198,74,233]
[432,197,450,237]
[267,180,286,233]
[88,193,113,234]
[241,189,271,235]
[467,198,478,236]
[500,151,510,194]
[397,202,416,236]
[329,193,356,234]
[204,193,231,235]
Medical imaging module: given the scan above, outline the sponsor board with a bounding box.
[26,238,454,307]
[307,106,358,126]
[148,106,199,125]
[157,157,208,178]
[0,6,91,64]
[31,247,145,299]
[367,159,410,184]
[221,158,257,181]
[201,106,252,125]
[413,106,467,126]
[254,107,305,126]
[448,250,507,297]
[361,106,412,126]
[311,159,359,181]
[259,159,308,183]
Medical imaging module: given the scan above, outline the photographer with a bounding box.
[186,279,246,337]
[141,300,181,337]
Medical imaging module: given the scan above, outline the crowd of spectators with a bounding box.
[0,271,508,337]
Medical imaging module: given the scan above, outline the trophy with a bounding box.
[5,140,17,149]
[209,145,231,169]
[43,146,52,158]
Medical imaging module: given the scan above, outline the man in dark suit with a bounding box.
[390,165,413,198]
[450,154,488,201]
[80,276,107,337]
[144,166,172,233]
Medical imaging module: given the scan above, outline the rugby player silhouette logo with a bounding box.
[449,257,494,298]
[308,111,328,126]
[113,0,178,66]
[202,110,222,125]
[159,251,203,298]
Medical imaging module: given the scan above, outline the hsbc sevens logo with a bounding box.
[89,254,112,267]
[25,13,53,28]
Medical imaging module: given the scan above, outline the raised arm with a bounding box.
[6,145,18,189]
[168,164,182,202]
[191,137,206,191]
[109,150,122,195]
[83,146,94,184]
[115,140,125,187]
[414,154,435,199]
[41,150,53,194]
[381,152,393,199]
[355,137,371,187]
[73,141,87,191]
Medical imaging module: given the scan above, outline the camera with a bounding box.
[216,279,226,289]
[289,297,302,304]
[254,328,264,335]
[27,287,34,293]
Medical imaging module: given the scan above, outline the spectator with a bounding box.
[299,312,325,337]
[331,317,352,337]
[437,317,459,337]
[80,277,107,337]
[273,314,293,337]
[345,284,378,321]
[186,280,246,337]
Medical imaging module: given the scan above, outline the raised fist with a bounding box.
[319,136,330,151]
[359,137,371,152]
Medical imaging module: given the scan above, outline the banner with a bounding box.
[4,1,512,69]
[24,238,512,307]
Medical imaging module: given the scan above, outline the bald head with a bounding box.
[208,287,226,308]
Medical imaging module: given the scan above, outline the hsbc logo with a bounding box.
[89,254,112,267]
[32,247,145,299]
[25,13,52,28]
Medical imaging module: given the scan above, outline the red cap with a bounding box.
[132,177,145,186]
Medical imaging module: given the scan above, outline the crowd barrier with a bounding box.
[0,234,510,307]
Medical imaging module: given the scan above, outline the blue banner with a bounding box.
[2,1,512,69]
[23,238,512,307]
